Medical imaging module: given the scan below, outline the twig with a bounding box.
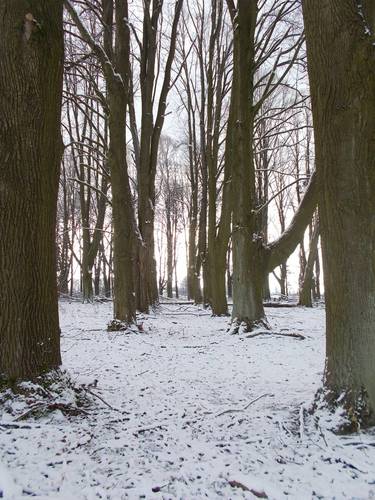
[246,331,305,340]
[85,388,122,413]
[14,402,89,421]
[152,483,169,493]
[132,423,168,436]
[228,480,268,498]
[216,393,272,417]
[299,404,305,441]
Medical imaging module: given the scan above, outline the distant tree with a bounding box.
[298,217,319,307]
[303,0,375,425]
[129,0,184,313]
[0,1,64,379]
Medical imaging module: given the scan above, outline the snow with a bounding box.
[1,301,375,499]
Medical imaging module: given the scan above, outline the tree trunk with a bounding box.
[57,164,71,295]
[299,219,319,307]
[107,82,136,324]
[209,106,233,316]
[166,204,173,298]
[313,254,321,300]
[279,262,288,297]
[263,275,271,300]
[0,1,63,379]
[226,244,232,299]
[303,0,375,424]
[106,0,136,324]
[94,257,101,296]
[230,0,267,330]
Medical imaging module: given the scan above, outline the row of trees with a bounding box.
[0,0,374,425]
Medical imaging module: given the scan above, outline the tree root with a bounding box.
[0,369,93,422]
[14,401,89,421]
[228,318,270,335]
[107,319,141,333]
[312,386,375,433]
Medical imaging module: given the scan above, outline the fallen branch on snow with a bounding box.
[14,401,89,421]
[84,387,123,413]
[132,423,168,436]
[216,393,273,417]
[228,480,268,498]
[245,331,306,340]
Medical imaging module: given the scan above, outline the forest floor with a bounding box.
[1,301,375,499]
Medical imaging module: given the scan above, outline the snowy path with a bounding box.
[1,302,375,499]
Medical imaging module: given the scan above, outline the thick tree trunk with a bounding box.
[0,1,63,379]
[263,276,271,300]
[230,1,267,330]
[108,82,136,324]
[107,0,136,325]
[209,111,233,316]
[209,257,228,315]
[303,0,375,424]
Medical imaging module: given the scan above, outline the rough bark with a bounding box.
[0,1,63,379]
[303,0,375,425]
[230,0,267,330]
[107,0,136,324]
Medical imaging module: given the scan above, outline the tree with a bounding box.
[156,136,185,298]
[130,0,184,312]
[63,59,109,301]
[65,0,137,325]
[302,0,375,424]
[227,0,317,331]
[298,217,319,307]
[0,1,64,379]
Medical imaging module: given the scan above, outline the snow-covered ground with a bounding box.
[1,301,374,499]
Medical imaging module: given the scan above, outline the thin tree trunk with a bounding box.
[299,219,319,307]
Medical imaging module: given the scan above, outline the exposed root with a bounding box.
[312,386,374,433]
[228,317,270,335]
[107,319,141,333]
[0,369,93,422]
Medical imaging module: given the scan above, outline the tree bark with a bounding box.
[0,1,63,379]
[107,0,136,324]
[230,0,267,330]
[303,0,375,424]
